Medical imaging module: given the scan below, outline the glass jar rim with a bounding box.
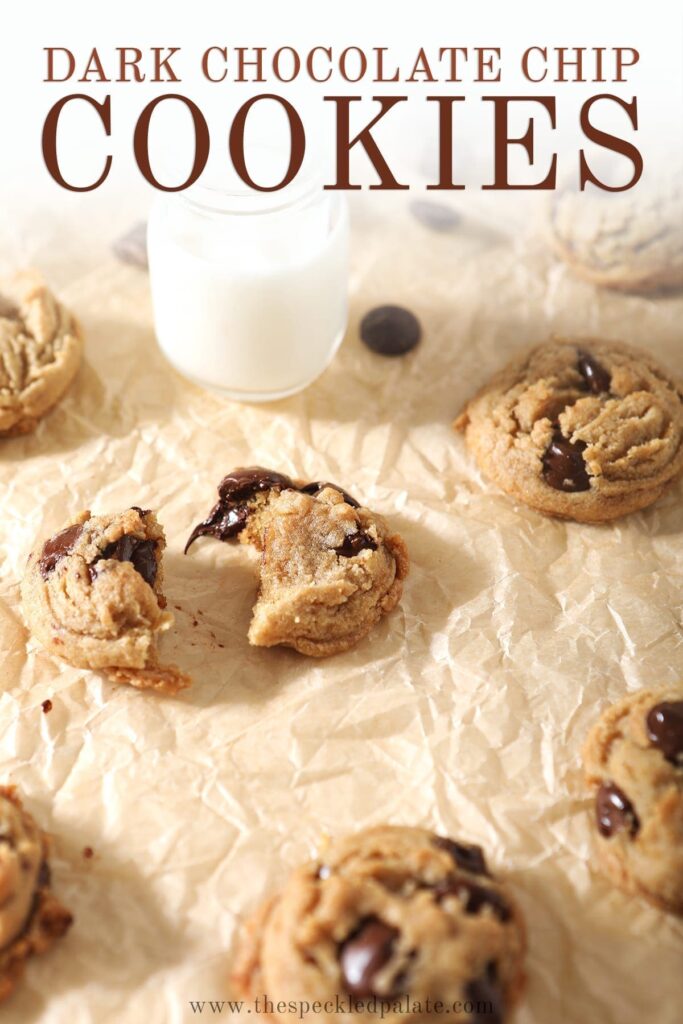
[175,158,326,218]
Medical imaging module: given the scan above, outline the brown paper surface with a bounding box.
[1,194,683,1024]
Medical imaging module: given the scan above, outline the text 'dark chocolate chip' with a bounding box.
[339,918,400,999]
[360,305,422,357]
[432,835,489,876]
[646,701,683,764]
[596,782,640,838]
[577,350,611,394]
[38,524,84,579]
[542,431,591,492]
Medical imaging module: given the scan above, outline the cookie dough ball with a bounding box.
[232,825,526,1023]
[186,468,409,657]
[583,686,683,913]
[549,176,683,293]
[22,507,191,694]
[0,786,72,1002]
[455,339,683,523]
[0,271,83,436]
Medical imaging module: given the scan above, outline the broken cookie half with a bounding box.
[185,468,409,657]
[0,786,73,1003]
[22,507,191,695]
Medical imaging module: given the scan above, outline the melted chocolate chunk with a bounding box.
[335,532,378,558]
[339,918,399,999]
[433,835,489,876]
[217,468,294,505]
[300,481,360,508]
[542,431,591,492]
[434,879,510,922]
[466,962,503,1024]
[185,467,373,557]
[596,782,640,838]
[360,305,421,357]
[577,350,611,394]
[409,199,461,233]
[92,535,158,587]
[185,467,294,552]
[646,701,683,764]
[38,524,84,579]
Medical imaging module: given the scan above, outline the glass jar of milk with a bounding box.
[148,172,349,402]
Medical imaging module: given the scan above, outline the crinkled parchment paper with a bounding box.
[1,192,682,1024]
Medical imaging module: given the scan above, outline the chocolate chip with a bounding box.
[409,200,461,233]
[41,699,53,714]
[93,535,158,587]
[434,879,510,922]
[466,962,503,1024]
[335,532,378,558]
[300,481,360,508]
[339,918,399,999]
[433,836,489,876]
[596,782,640,838]
[542,431,591,492]
[577,350,611,394]
[360,305,421,357]
[38,524,84,579]
[185,467,294,552]
[646,701,683,764]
